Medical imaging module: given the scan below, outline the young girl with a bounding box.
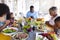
[0,3,10,31]
[54,16,60,37]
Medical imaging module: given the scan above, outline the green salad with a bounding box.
[3,29,16,33]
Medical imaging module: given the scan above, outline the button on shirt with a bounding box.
[26,11,38,19]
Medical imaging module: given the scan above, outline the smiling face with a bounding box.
[49,7,57,17]
[55,21,60,28]
[49,10,57,17]
[30,6,34,13]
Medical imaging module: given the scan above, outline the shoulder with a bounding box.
[54,15,60,19]
[27,11,30,13]
[34,11,37,13]
[34,11,38,13]
[34,11,38,15]
[27,11,30,15]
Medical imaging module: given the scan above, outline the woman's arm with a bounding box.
[45,21,54,28]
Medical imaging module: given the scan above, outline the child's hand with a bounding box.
[5,20,10,25]
[0,20,10,31]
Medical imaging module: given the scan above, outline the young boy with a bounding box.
[45,7,58,28]
[0,3,10,31]
[54,17,60,35]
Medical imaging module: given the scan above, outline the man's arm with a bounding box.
[34,12,38,19]
[36,12,38,18]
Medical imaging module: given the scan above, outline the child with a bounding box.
[54,16,60,36]
[0,3,10,31]
[9,12,14,27]
[45,7,58,28]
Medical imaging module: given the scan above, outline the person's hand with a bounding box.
[45,21,49,25]
[3,20,10,28]
[0,20,10,31]
[5,20,10,25]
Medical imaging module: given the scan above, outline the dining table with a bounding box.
[0,33,12,40]
[0,18,59,40]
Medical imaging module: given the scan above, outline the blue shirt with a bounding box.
[0,22,5,27]
[26,11,38,19]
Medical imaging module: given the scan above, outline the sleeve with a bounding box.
[36,12,38,18]
[26,11,29,18]
[35,12,38,19]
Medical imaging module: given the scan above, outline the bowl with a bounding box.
[13,32,28,40]
[2,27,18,36]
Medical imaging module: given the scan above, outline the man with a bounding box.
[26,6,38,19]
[45,7,59,28]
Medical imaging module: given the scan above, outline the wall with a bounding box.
[0,0,60,21]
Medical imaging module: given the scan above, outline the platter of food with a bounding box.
[13,32,28,40]
[36,32,58,40]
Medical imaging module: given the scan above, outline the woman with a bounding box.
[45,7,58,28]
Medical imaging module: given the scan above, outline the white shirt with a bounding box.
[49,15,59,25]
